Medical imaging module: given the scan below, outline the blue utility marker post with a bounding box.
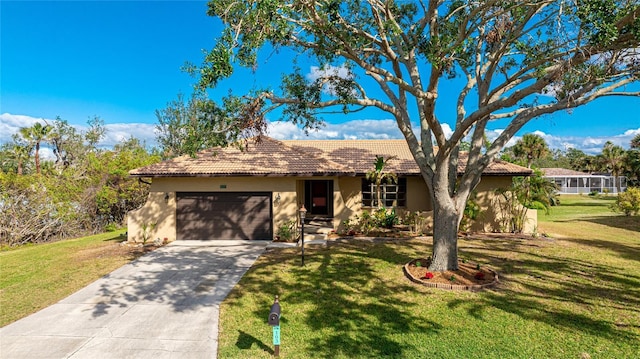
[268,295,281,357]
[272,325,281,349]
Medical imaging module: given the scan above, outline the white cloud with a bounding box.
[621,128,640,137]
[269,120,638,156]
[102,123,158,147]
[440,123,454,139]
[268,119,404,140]
[0,113,158,151]
[307,64,353,82]
[269,120,452,142]
[306,64,355,96]
[475,128,525,148]
[495,128,640,154]
[0,113,53,143]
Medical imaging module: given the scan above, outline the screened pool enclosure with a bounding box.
[542,168,627,194]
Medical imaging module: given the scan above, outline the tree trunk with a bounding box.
[430,205,460,271]
[376,179,382,208]
[429,187,462,271]
[35,142,41,175]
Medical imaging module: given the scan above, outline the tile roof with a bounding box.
[541,168,591,176]
[476,155,533,176]
[285,139,532,176]
[129,137,353,177]
[282,139,418,174]
[130,137,532,177]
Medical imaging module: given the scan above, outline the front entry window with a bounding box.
[362,177,407,207]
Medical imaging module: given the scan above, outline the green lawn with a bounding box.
[0,230,134,327]
[1,197,638,357]
[218,195,640,358]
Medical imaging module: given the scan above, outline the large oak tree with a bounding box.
[190,0,640,270]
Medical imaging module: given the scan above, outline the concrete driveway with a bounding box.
[0,240,268,359]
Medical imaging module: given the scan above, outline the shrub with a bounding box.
[0,173,82,245]
[359,211,377,234]
[493,187,529,233]
[140,222,157,245]
[460,193,480,232]
[373,207,398,229]
[402,211,427,235]
[528,200,548,211]
[341,208,400,235]
[276,220,297,241]
[610,187,640,216]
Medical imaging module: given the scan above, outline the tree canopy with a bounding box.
[190,0,640,270]
[509,133,551,168]
[155,93,270,158]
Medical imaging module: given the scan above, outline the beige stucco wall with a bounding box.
[127,174,538,242]
[334,177,361,229]
[127,191,176,243]
[332,175,434,233]
[469,176,509,233]
[332,176,431,220]
[406,176,433,212]
[468,176,538,234]
[128,177,300,243]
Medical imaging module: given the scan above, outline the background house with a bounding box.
[127,137,535,242]
[542,168,627,194]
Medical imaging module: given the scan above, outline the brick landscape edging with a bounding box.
[403,260,499,291]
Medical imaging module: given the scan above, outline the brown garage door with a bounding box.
[176,192,272,240]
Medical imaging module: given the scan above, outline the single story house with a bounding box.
[542,168,627,194]
[127,137,535,242]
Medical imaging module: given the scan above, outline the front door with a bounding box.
[304,180,333,217]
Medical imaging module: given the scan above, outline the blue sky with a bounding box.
[1,0,639,155]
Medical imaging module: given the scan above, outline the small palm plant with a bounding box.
[365,155,397,208]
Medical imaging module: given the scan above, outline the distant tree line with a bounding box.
[502,133,640,189]
[0,117,161,246]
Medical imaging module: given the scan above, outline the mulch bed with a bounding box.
[404,258,498,291]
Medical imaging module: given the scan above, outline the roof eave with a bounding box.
[129,171,357,178]
[131,170,532,178]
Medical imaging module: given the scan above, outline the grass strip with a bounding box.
[0,230,133,327]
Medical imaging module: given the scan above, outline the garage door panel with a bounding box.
[177,192,272,240]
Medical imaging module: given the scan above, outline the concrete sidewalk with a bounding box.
[0,240,268,359]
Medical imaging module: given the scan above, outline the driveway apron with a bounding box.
[0,240,267,359]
